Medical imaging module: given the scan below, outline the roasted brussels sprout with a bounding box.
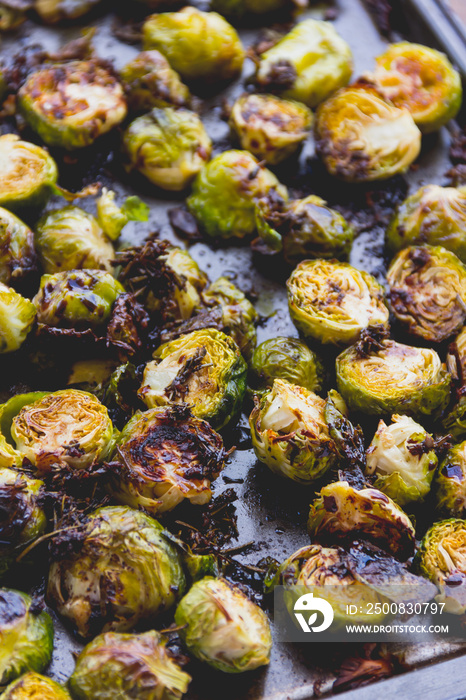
[315,85,421,182]
[120,50,190,112]
[287,259,389,346]
[68,631,191,699]
[123,107,212,191]
[47,505,186,637]
[371,42,462,133]
[1,671,71,699]
[95,189,149,242]
[0,1,27,31]
[0,208,36,287]
[365,414,437,506]
[387,245,466,343]
[0,135,58,212]
[0,283,36,353]
[249,336,325,395]
[435,442,466,518]
[255,19,352,108]
[308,480,416,559]
[175,577,271,673]
[142,7,245,84]
[0,589,53,685]
[211,0,293,18]
[18,61,127,150]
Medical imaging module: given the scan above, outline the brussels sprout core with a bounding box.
[1,671,71,699]
[0,135,58,212]
[0,283,36,353]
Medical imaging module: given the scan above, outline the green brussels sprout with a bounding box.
[123,108,212,192]
[371,42,462,133]
[229,93,313,165]
[175,577,272,673]
[255,19,353,108]
[34,0,101,23]
[315,84,421,182]
[249,379,339,483]
[18,61,127,150]
[308,480,416,559]
[47,505,186,637]
[0,589,53,685]
[33,270,124,330]
[35,206,114,274]
[249,336,325,395]
[120,50,191,113]
[211,0,293,18]
[387,245,466,343]
[10,389,114,475]
[0,283,36,354]
[1,671,71,699]
[0,392,48,446]
[435,442,466,518]
[442,396,466,441]
[287,259,389,346]
[365,414,437,506]
[0,208,36,287]
[0,135,58,212]
[95,189,149,243]
[68,631,191,699]
[187,150,288,240]
[142,7,245,84]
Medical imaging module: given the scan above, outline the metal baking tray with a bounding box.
[1,0,465,698]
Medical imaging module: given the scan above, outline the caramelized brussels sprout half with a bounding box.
[18,61,127,150]
[34,0,101,22]
[1,672,71,699]
[287,259,389,346]
[142,7,245,84]
[365,414,437,506]
[387,245,466,343]
[371,42,462,133]
[249,379,338,483]
[0,283,36,353]
[255,19,352,108]
[47,505,186,638]
[123,107,212,191]
[187,150,288,240]
[0,208,36,287]
[435,442,466,518]
[212,0,293,18]
[316,85,421,182]
[0,589,53,685]
[68,631,191,700]
[120,50,190,112]
[175,577,272,673]
[0,135,58,212]
[249,336,325,395]
[308,480,416,559]
[139,329,247,430]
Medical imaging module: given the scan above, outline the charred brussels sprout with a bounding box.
[0,209,36,287]
[249,336,325,395]
[175,577,271,673]
[35,206,114,274]
[47,505,186,637]
[0,589,53,685]
[387,245,466,343]
[142,7,245,84]
[1,672,71,699]
[229,93,312,165]
[315,85,421,182]
[120,50,190,112]
[0,135,58,212]
[287,260,388,346]
[0,284,36,353]
[123,108,212,191]
[308,480,416,559]
[255,19,352,108]
[18,61,127,150]
[435,442,466,518]
[139,329,247,430]
[365,414,437,506]
[35,0,101,22]
[371,42,462,133]
[249,379,338,483]
[187,150,287,240]
[68,631,191,699]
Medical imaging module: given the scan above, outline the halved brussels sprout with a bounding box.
[47,505,186,637]
[287,259,389,346]
[371,42,462,133]
[18,61,127,150]
[139,329,247,430]
[35,0,101,22]
[442,397,466,441]
[0,283,36,354]
[0,135,58,212]
[308,480,416,559]
[1,671,71,699]
[249,336,325,395]
[249,379,338,484]
[447,327,466,383]
[0,589,53,685]
[315,84,421,182]
[336,336,451,418]
[387,245,466,343]
[435,442,466,518]
[35,206,114,274]
[212,0,294,18]
[10,389,114,475]
[68,631,191,699]
[142,7,245,84]
[120,50,191,113]
[255,19,352,108]
[0,208,36,287]
[187,150,288,240]
[123,107,212,191]
[365,414,437,506]
[229,93,313,165]
[175,577,271,673]
[33,270,124,330]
